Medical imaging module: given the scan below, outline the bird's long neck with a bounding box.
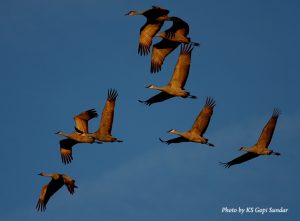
[148,85,164,92]
[40,172,60,179]
[56,131,69,137]
[131,11,144,16]
[169,129,182,136]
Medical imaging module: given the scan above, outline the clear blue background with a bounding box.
[0,0,299,220]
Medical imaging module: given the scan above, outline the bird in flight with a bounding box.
[150,15,199,73]
[139,43,197,105]
[126,6,170,56]
[36,172,77,212]
[76,89,123,143]
[220,108,281,168]
[56,109,98,164]
[160,97,215,146]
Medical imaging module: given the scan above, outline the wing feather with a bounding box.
[256,108,281,148]
[138,92,174,106]
[150,39,180,73]
[59,139,77,165]
[36,179,64,212]
[169,44,193,88]
[97,89,118,136]
[74,109,98,133]
[219,153,259,168]
[190,97,216,136]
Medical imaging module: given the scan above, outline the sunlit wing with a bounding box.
[190,97,216,136]
[97,89,118,136]
[169,44,193,88]
[36,179,64,212]
[256,108,281,148]
[59,139,78,164]
[138,92,174,106]
[219,152,259,168]
[74,109,98,133]
[150,39,180,73]
[139,22,164,56]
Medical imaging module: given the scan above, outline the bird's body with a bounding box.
[36,172,77,212]
[140,44,196,105]
[160,97,215,146]
[126,6,169,56]
[56,109,98,164]
[77,89,122,143]
[220,108,281,168]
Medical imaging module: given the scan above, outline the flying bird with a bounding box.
[220,108,281,168]
[139,44,197,105]
[150,16,199,73]
[76,89,122,143]
[56,109,98,164]
[155,16,200,46]
[126,6,169,56]
[160,97,215,146]
[36,172,77,212]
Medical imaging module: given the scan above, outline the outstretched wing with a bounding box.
[256,108,281,149]
[139,22,164,56]
[219,152,259,168]
[190,97,216,136]
[169,44,194,88]
[74,109,98,133]
[138,92,174,106]
[59,139,78,165]
[36,179,64,212]
[97,89,118,136]
[150,39,180,73]
[159,136,189,145]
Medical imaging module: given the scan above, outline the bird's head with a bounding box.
[167,129,177,134]
[239,147,248,152]
[146,85,155,89]
[125,11,139,16]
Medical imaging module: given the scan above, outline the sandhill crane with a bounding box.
[220,108,281,168]
[160,97,215,146]
[155,16,200,46]
[76,89,122,143]
[139,44,196,105]
[151,16,199,73]
[56,109,98,164]
[126,6,169,56]
[36,172,77,212]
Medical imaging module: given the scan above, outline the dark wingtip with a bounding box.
[205,96,216,108]
[219,162,231,168]
[159,138,169,145]
[138,44,150,56]
[272,108,281,117]
[138,100,151,106]
[107,88,118,101]
[207,143,215,147]
[181,43,194,54]
[86,108,98,118]
[61,154,73,165]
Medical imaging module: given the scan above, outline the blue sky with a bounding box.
[0,0,299,220]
